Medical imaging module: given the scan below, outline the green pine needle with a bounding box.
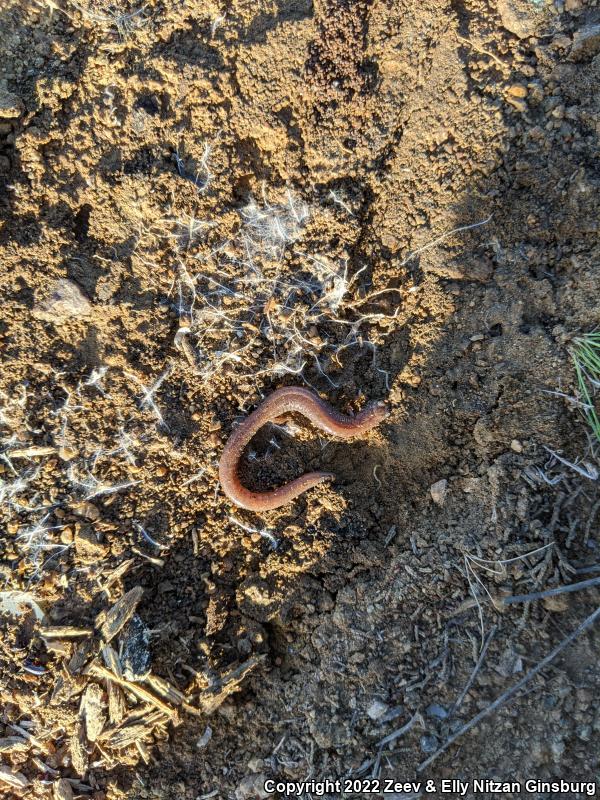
[571,332,600,444]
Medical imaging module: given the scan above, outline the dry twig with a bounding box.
[417,604,600,771]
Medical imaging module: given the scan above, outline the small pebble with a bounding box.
[543,593,570,613]
[577,724,591,742]
[367,699,389,720]
[420,733,439,753]
[426,703,448,720]
[430,479,448,506]
[510,439,523,453]
[60,527,74,545]
[506,84,527,98]
[72,501,100,521]
[506,96,527,113]
[235,774,269,800]
[58,446,78,461]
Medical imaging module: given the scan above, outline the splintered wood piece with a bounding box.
[102,645,127,725]
[106,723,151,749]
[144,673,185,706]
[41,626,92,639]
[8,723,50,754]
[44,640,73,659]
[135,740,151,763]
[50,669,86,706]
[53,778,74,800]
[0,736,29,752]
[100,707,170,749]
[197,655,264,714]
[84,663,177,719]
[69,720,88,777]
[99,706,166,739]
[67,640,94,676]
[105,720,158,749]
[8,446,57,459]
[106,681,127,726]
[50,675,66,706]
[102,645,123,677]
[31,757,58,776]
[80,683,106,742]
[0,766,29,789]
[96,586,143,643]
[98,559,135,594]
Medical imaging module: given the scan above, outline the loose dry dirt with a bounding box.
[1,0,600,798]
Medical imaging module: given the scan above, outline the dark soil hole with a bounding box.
[73,203,92,241]
[134,92,160,116]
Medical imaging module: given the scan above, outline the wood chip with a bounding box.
[80,683,106,742]
[144,673,185,706]
[135,740,151,763]
[96,586,143,643]
[197,655,264,714]
[45,640,73,659]
[0,765,29,789]
[67,639,95,675]
[100,707,170,749]
[102,645,127,725]
[84,662,178,719]
[31,757,58,775]
[99,706,166,740]
[42,626,92,639]
[69,720,88,776]
[105,722,155,749]
[106,681,127,726]
[50,674,66,705]
[51,668,86,705]
[0,736,29,752]
[9,723,50,754]
[98,558,135,595]
[8,446,58,459]
[53,778,74,800]
[102,644,123,676]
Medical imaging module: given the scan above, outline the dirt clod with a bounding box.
[570,23,600,60]
[0,90,23,119]
[33,278,92,321]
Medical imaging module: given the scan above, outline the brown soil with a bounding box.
[1,0,600,798]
